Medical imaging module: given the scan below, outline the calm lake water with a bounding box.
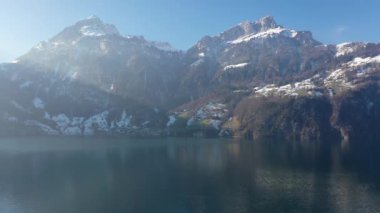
[0,137,379,213]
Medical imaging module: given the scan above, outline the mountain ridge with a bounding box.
[1,16,380,143]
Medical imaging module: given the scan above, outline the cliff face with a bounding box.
[331,83,380,143]
[224,81,380,143]
[232,96,339,141]
[1,16,380,143]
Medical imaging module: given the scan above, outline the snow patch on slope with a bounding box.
[182,102,229,130]
[335,42,368,57]
[63,127,82,136]
[346,55,380,67]
[84,111,110,135]
[254,76,322,97]
[52,114,71,130]
[228,27,297,44]
[336,42,355,57]
[116,110,132,129]
[37,110,135,136]
[80,25,118,37]
[224,63,249,71]
[166,115,176,127]
[323,55,380,90]
[324,68,353,89]
[191,58,205,67]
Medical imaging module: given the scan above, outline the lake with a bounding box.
[0,137,379,213]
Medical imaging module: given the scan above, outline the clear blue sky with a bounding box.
[1,0,379,62]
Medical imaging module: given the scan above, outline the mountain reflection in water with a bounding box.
[0,137,379,213]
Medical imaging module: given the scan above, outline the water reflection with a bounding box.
[0,138,379,212]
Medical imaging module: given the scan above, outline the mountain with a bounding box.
[1,16,379,142]
[176,16,326,100]
[0,16,183,136]
[18,16,183,108]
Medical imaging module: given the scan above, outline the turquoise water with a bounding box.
[0,137,379,213]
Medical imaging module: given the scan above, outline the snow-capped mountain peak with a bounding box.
[218,16,283,43]
[192,16,319,56]
[238,21,256,34]
[227,26,298,44]
[238,16,279,34]
[256,16,278,30]
[51,16,120,42]
[75,16,120,37]
[85,15,100,20]
[225,16,316,44]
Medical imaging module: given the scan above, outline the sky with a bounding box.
[0,0,380,62]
